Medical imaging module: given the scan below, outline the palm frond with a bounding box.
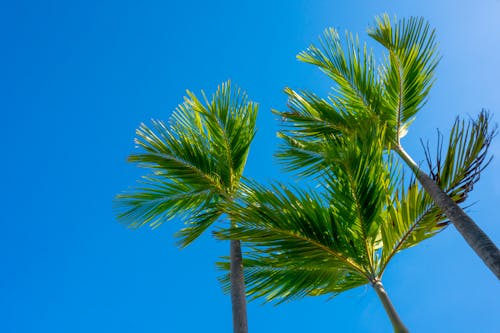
[368,14,439,141]
[423,110,496,202]
[297,28,382,115]
[274,89,362,177]
[217,253,367,304]
[185,82,258,189]
[115,81,258,245]
[380,180,443,272]
[322,127,393,273]
[175,202,225,247]
[217,181,369,275]
[115,176,215,229]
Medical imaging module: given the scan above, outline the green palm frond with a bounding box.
[115,176,216,229]
[368,14,439,141]
[217,253,367,304]
[219,182,369,274]
[185,83,258,188]
[130,119,222,190]
[380,181,442,272]
[423,110,496,202]
[175,202,225,247]
[297,27,382,115]
[276,15,440,178]
[215,131,395,302]
[115,81,258,246]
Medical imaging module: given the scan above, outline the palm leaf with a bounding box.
[368,14,439,141]
[217,252,367,304]
[297,28,382,115]
[115,81,258,246]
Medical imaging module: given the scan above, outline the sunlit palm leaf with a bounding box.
[297,28,382,115]
[220,182,369,273]
[368,14,439,140]
[275,89,362,177]
[218,253,367,304]
[116,176,215,229]
[115,81,258,246]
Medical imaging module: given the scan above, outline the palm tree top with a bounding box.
[115,81,258,246]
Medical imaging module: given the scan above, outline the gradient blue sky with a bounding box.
[1,1,499,332]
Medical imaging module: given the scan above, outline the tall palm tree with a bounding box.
[115,81,257,333]
[275,15,500,278]
[217,122,490,332]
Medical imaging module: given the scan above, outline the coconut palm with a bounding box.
[217,122,490,332]
[275,15,500,278]
[115,81,257,333]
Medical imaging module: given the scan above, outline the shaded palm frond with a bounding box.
[184,82,258,188]
[115,81,258,245]
[130,119,222,190]
[217,253,367,304]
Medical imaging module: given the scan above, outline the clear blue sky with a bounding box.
[1,1,499,332]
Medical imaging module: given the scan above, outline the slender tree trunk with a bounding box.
[395,145,500,279]
[371,279,409,333]
[230,239,248,333]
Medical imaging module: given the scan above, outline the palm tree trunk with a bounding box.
[371,279,409,333]
[230,239,248,333]
[395,145,500,279]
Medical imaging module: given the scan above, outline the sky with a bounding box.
[1,1,499,332]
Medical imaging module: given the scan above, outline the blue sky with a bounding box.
[1,1,499,332]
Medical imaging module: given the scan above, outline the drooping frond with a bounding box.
[368,14,439,141]
[115,176,216,229]
[217,252,367,304]
[218,182,370,275]
[115,81,258,246]
[175,202,225,247]
[322,127,393,274]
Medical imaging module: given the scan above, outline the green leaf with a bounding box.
[115,81,258,246]
[368,14,439,141]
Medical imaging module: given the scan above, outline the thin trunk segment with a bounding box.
[230,239,249,333]
[396,145,500,280]
[372,279,409,333]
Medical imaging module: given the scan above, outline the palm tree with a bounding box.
[115,81,257,333]
[275,15,500,278]
[217,123,490,332]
